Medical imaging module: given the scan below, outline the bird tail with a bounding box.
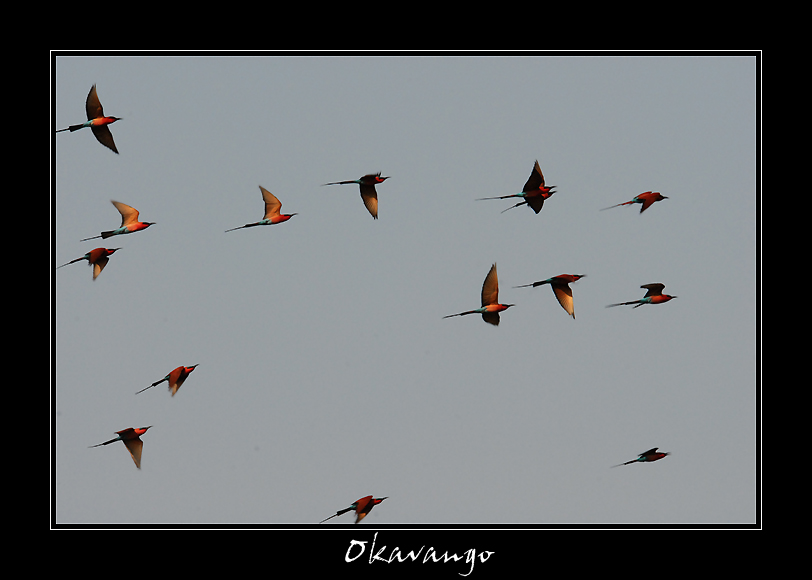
[56,257,84,269]
[88,437,119,448]
[500,200,527,213]
[600,201,634,211]
[135,379,165,395]
[476,194,518,201]
[80,234,102,242]
[443,310,477,319]
[322,181,354,186]
[56,124,86,133]
[606,301,638,308]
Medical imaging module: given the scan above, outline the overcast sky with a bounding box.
[52,53,759,529]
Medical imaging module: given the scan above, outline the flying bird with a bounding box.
[89,426,152,469]
[56,84,121,154]
[444,263,514,326]
[136,365,199,396]
[602,191,668,213]
[477,160,555,214]
[225,186,298,232]
[322,172,390,219]
[515,274,585,318]
[320,496,388,524]
[80,200,155,242]
[612,447,670,467]
[56,247,120,280]
[607,283,677,308]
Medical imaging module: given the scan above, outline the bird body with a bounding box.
[81,200,154,241]
[136,364,199,396]
[56,84,121,153]
[323,172,389,219]
[90,426,152,469]
[57,247,120,280]
[225,186,297,232]
[320,495,388,524]
[607,283,677,308]
[612,447,670,467]
[515,274,585,318]
[602,191,667,213]
[477,160,555,214]
[444,263,514,326]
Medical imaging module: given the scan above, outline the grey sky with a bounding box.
[52,53,758,527]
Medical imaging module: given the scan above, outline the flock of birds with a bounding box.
[56,84,675,524]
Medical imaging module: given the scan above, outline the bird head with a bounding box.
[107,248,122,255]
[376,175,391,184]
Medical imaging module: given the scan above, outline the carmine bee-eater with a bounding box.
[607,283,677,308]
[320,495,388,524]
[477,160,556,214]
[444,263,514,326]
[515,274,585,319]
[602,191,668,213]
[80,200,155,242]
[56,84,121,154]
[611,447,670,467]
[322,172,390,219]
[225,186,297,232]
[89,426,152,469]
[136,365,199,396]
[56,247,120,280]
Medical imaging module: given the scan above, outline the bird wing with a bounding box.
[522,160,545,192]
[481,311,501,326]
[551,283,575,318]
[639,192,656,213]
[481,263,499,307]
[641,283,665,297]
[259,186,282,218]
[91,125,118,154]
[92,256,109,280]
[525,195,546,214]
[639,447,659,457]
[111,201,140,227]
[85,84,104,119]
[123,437,144,469]
[359,184,378,219]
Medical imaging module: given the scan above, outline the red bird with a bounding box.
[80,200,155,241]
[514,274,585,319]
[56,84,121,154]
[477,160,556,214]
[602,191,668,213]
[607,283,677,308]
[444,263,514,326]
[612,447,670,467]
[322,172,390,219]
[225,186,297,232]
[320,495,388,524]
[89,426,152,469]
[57,247,120,280]
[136,365,199,396]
